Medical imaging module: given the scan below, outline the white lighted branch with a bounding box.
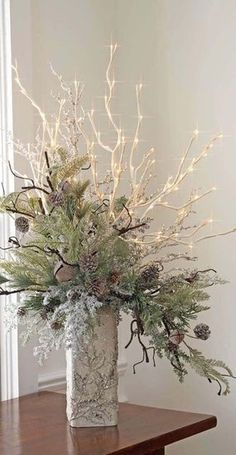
[9,44,235,258]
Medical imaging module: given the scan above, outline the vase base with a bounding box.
[68,420,118,428]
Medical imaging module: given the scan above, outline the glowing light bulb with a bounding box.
[193,129,199,136]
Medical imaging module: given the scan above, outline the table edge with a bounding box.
[109,415,217,454]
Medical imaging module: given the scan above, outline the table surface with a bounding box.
[0,391,217,455]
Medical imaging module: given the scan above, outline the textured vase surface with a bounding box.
[66,306,118,427]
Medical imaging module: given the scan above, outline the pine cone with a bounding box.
[15,216,30,233]
[194,323,211,340]
[54,263,77,282]
[66,286,82,302]
[58,180,71,193]
[88,278,107,299]
[109,270,120,284]
[169,330,185,345]
[51,320,63,330]
[17,306,27,317]
[80,253,98,273]
[40,309,48,320]
[47,191,64,207]
[139,264,160,289]
[167,340,179,353]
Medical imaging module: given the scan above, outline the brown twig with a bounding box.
[125,319,138,349]
[44,151,51,173]
[8,160,34,186]
[0,287,26,296]
[133,347,156,374]
[46,176,54,192]
[81,163,91,171]
[185,268,217,283]
[21,185,50,195]
[1,182,5,196]
[113,203,147,236]
[117,222,147,236]
[5,207,35,218]
[38,198,46,215]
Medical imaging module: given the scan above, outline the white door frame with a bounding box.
[0,0,19,400]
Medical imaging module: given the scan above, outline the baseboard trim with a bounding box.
[38,369,67,391]
[38,360,128,392]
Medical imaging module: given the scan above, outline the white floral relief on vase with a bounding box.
[66,306,118,427]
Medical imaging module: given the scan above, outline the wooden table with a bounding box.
[0,391,216,454]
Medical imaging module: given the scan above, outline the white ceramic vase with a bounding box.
[66,306,118,427]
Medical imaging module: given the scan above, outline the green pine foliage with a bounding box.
[0,167,234,393]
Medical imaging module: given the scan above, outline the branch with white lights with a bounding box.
[9,44,235,261]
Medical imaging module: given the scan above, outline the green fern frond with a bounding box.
[73,180,90,198]
[186,347,233,395]
[55,146,68,162]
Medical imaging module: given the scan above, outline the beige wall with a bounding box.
[11,1,236,453]
[116,2,236,455]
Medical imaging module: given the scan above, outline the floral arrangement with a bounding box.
[0,44,235,395]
